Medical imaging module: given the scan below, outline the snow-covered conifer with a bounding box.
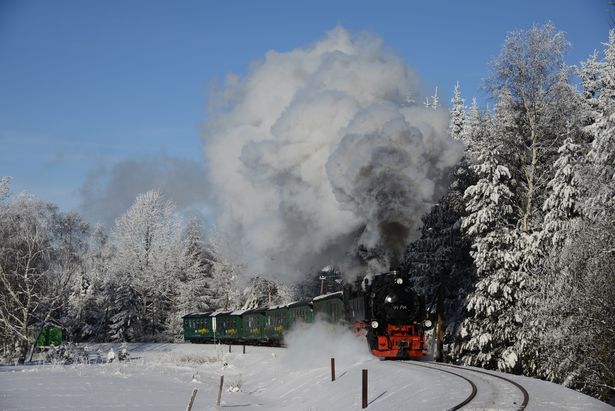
[167,218,215,339]
[585,31,615,219]
[205,239,242,311]
[460,140,522,371]
[461,98,479,150]
[449,82,465,140]
[0,177,10,201]
[541,135,583,249]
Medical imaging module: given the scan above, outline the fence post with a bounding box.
[186,388,198,411]
[243,344,246,354]
[229,345,232,353]
[216,375,224,406]
[331,358,336,381]
[362,369,368,409]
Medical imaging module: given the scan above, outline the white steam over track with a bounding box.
[202,27,463,280]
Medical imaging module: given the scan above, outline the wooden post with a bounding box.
[216,375,224,406]
[186,388,198,411]
[243,344,246,354]
[362,369,368,409]
[435,286,445,362]
[331,358,336,381]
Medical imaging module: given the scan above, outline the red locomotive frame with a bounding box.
[354,321,427,359]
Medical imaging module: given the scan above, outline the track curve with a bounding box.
[402,361,477,411]
[432,362,529,411]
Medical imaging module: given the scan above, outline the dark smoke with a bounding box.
[202,27,463,280]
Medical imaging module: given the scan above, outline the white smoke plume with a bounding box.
[202,27,462,280]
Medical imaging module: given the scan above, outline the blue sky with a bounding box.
[0,0,610,223]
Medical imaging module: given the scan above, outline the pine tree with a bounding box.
[205,239,242,311]
[461,98,480,152]
[585,31,615,219]
[167,218,215,339]
[88,225,115,341]
[181,218,215,312]
[541,135,583,249]
[513,132,585,377]
[460,142,522,371]
[0,176,9,200]
[449,82,465,141]
[401,81,476,362]
[579,51,602,110]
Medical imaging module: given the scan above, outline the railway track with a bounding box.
[403,361,529,411]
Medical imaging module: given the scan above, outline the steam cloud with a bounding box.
[203,27,462,280]
[281,321,371,370]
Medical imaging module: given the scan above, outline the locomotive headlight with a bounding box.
[396,278,403,285]
[385,296,393,303]
[424,319,433,328]
[371,321,379,329]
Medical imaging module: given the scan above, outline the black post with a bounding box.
[243,344,246,354]
[229,345,232,353]
[216,375,224,406]
[331,358,336,381]
[362,369,368,409]
[186,388,198,411]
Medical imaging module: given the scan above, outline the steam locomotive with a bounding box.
[183,270,431,359]
[344,270,431,359]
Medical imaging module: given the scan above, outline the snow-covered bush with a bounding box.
[45,343,88,365]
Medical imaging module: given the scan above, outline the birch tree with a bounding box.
[487,22,569,232]
[0,192,88,362]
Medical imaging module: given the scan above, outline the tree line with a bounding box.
[0,186,296,363]
[402,24,614,402]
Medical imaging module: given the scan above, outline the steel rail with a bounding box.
[402,361,477,411]
[432,362,529,411]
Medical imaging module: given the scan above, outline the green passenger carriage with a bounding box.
[264,305,290,343]
[183,312,214,343]
[210,310,242,342]
[287,300,313,327]
[312,291,345,323]
[243,308,267,343]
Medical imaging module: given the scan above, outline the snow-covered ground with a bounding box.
[1,328,613,410]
